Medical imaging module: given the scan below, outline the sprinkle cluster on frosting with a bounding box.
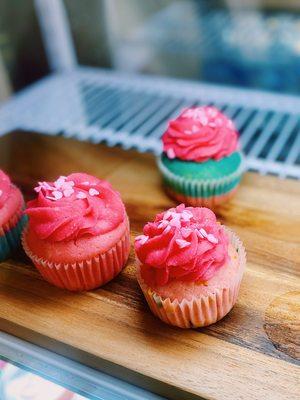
[26,173,125,242]
[34,176,100,201]
[0,170,12,208]
[135,204,229,287]
[162,106,238,163]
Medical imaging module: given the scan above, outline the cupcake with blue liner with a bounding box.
[0,170,27,261]
[158,106,244,207]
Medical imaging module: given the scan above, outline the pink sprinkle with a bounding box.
[0,190,2,197]
[34,181,52,193]
[42,181,53,190]
[182,108,201,119]
[53,190,63,199]
[89,188,100,196]
[54,176,67,189]
[196,229,204,238]
[176,239,191,249]
[46,190,63,201]
[166,148,176,159]
[227,120,234,129]
[164,225,171,234]
[191,124,199,133]
[181,210,193,221]
[199,116,208,126]
[163,211,172,220]
[181,227,192,238]
[184,125,199,135]
[207,234,218,244]
[199,228,207,238]
[158,220,168,229]
[62,181,75,190]
[135,235,149,245]
[208,108,218,117]
[169,214,182,228]
[63,188,74,198]
[76,191,87,199]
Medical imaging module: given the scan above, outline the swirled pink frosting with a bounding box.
[162,106,238,162]
[135,204,229,287]
[0,170,12,208]
[25,173,126,242]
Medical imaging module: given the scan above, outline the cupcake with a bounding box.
[22,173,130,291]
[135,204,246,328]
[0,170,27,261]
[158,106,244,207]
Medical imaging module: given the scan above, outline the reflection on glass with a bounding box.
[103,0,300,93]
[0,360,88,400]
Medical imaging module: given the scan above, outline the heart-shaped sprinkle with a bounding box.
[199,228,207,238]
[199,116,208,126]
[169,216,181,228]
[181,227,192,238]
[176,239,191,249]
[181,210,193,221]
[54,176,67,189]
[163,225,171,234]
[166,148,175,159]
[63,188,74,198]
[46,190,63,201]
[163,210,172,220]
[135,235,149,245]
[207,233,218,244]
[196,229,204,238]
[76,191,87,199]
[89,188,100,196]
[158,220,168,229]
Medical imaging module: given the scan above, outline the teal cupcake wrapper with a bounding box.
[157,153,245,203]
[0,213,28,262]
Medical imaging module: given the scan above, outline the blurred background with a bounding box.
[2,0,300,101]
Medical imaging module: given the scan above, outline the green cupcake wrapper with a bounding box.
[0,213,28,262]
[157,153,245,204]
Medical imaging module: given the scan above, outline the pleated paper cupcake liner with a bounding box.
[22,228,131,291]
[157,154,244,208]
[137,227,246,329]
[0,204,27,262]
[166,186,238,208]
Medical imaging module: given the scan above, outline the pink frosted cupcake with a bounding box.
[22,173,130,291]
[0,170,27,261]
[158,106,244,207]
[135,204,246,328]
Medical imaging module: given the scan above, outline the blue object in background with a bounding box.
[200,11,300,93]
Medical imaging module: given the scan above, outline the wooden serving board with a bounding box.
[0,132,299,400]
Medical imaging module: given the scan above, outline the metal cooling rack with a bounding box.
[0,67,299,179]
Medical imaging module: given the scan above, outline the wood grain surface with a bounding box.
[0,131,299,400]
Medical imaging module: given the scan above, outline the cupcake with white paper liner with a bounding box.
[135,204,246,328]
[22,173,130,291]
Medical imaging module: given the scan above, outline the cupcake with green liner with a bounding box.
[158,106,244,207]
[0,170,27,261]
